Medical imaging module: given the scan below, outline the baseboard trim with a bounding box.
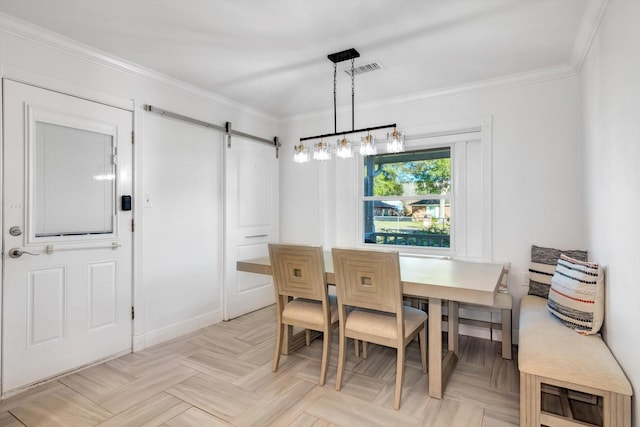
[139,310,223,350]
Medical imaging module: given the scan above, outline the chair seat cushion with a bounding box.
[345,306,427,340]
[282,294,338,325]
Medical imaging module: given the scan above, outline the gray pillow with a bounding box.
[528,245,588,298]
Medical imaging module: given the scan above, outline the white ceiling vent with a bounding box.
[344,61,383,76]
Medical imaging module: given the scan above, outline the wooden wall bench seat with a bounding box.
[519,295,632,427]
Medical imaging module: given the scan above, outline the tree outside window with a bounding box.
[362,147,451,248]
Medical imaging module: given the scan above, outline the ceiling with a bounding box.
[0,0,602,119]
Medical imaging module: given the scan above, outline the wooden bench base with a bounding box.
[521,373,631,427]
[519,295,632,427]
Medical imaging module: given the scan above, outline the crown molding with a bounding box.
[282,62,578,124]
[0,2,604,126]
[0,12,278,122]
[570,0,608,72]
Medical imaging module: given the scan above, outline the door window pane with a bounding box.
[35,122,114,237]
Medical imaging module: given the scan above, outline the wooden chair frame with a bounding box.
[269,244,336,386]
[332,248,427,410]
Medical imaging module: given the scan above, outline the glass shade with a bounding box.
[313,140,331,161]
[360,133,377,156]
[336,136,353,159]
[386,128,405,153]
[293,143,310,163]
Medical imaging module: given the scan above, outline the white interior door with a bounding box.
[224,136,278,320]
[2,80,133,394]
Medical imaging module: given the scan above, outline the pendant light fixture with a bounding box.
[295,48,403,163]
[336,136,354,158]
[312,140,332,161]
[360,132,377,156]
[386,127,405,153]
[293,142,310,163]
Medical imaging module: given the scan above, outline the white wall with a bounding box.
[0,16,278,349]
[581,2,640,423]
[279,74,585,340]
[139,114,224,346]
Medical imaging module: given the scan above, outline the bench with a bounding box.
[519,295,632,427]
[457,263,512,359]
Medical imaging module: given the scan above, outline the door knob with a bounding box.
[8,248,40,258]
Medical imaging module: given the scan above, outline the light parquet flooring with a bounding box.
[0,305,520,427]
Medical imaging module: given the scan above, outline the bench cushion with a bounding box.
[519,295,632,396]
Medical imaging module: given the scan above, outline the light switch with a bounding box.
[144,193,152,208]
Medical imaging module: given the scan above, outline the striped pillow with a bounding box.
[547,254,604,335]
[528,245,588,298]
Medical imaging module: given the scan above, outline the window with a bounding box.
[361,147,451,249]
[34,121,115,237]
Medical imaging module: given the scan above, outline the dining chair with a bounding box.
[332,248,427,410]
[268,243,337,386]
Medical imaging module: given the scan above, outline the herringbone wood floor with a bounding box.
[0,304,520,426]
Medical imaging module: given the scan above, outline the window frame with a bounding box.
[354,121,492,260]
[26,106,121,246]
[360,145,454,254]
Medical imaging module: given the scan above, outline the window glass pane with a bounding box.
[363,148,451,197]
[35,122,114,237]
[362,147,451,248]
[363,199,450,248]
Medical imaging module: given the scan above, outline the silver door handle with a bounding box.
[8,248,40,258]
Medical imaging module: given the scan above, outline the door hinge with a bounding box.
[131,131,135,144]
[131,219,135,232]
[131,306,135,320]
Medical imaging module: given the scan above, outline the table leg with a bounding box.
[448,300,459,355]
[428,297,443,398]
[429,298,459,399]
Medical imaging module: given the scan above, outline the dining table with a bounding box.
[236,251,504,399]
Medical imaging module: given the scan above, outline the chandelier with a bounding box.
[294,48,404,163]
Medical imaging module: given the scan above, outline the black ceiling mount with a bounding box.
[327,48,360,64]
[299,47,396,142]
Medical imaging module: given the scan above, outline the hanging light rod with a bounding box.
[296,48,404,162]
[300,47,395,142]
[328,48,360,134]
[299,123,397,142]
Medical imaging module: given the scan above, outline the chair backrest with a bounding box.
[331,248,403,314]
[268,244,327,301]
